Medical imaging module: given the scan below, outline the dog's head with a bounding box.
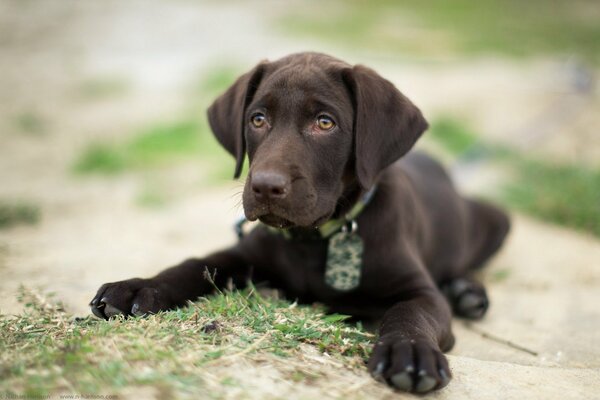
[207,52,427,229]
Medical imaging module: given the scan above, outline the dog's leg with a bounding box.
[368,268,455,393]
[90,247,250,320]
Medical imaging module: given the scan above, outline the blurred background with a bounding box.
[0,0,600,399]
[0,0,599,372]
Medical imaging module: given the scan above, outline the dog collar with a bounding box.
[314,185,376,238]
[234,186,376,292]
[234,186,377,241]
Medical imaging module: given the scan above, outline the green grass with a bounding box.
[13,112,46,136]
[428,117,479,156]
[73,143,128,174]
[135,184,170,208]
[0,287,372,398]
[428,116,600,237]
[72,65,245,183]
[502,158,600,237]
[195,65,242,100]
[73,121,221,175]
[278,0,600,63]
[76,77,130,99]
[490,268,511,283]
[72,118,236,184]
[0,201,40,229]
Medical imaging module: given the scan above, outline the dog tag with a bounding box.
[325,227,363,291]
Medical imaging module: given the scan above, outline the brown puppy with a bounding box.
[90,52,510,393]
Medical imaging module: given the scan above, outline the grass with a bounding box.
[76,77,130,100]
[72,119,234,183]
[73,120,225,174]
[0,287,373,398]
[135,184,170,208]
[428,117,480,156]
[13,112,46,136]
[73,119,236,185]
[490,268,511,283]
[428,117,600,237]
[72,65,244,184]
[278,0,600,63]
[502,158,600,237]
[0,201,40,229]
[195,65,243,100]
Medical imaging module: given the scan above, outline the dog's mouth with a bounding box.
[256,210,332,230]
[258,213,295,229]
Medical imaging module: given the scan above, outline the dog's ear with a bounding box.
[207,62,268,178]
[343,65,428,189]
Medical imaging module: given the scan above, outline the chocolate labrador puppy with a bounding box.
[90,52,510,393]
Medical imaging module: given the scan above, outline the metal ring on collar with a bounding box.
[342,220,358,234]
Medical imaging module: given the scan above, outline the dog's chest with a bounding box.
[268,235,369,302]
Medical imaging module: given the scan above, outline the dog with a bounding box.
[90,52,510,393]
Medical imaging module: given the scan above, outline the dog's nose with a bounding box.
[251,171,290,200]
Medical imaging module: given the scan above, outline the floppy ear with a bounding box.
[343,65,428,189]
[207,62,267,178]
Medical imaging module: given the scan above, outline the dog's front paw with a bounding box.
[89,278,173,320]
[368,335,451,393]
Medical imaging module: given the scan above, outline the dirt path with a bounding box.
[1,1,599,398]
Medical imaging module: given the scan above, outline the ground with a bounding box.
[1,1,599,399]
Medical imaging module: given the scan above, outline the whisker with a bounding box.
[228,190,243,199]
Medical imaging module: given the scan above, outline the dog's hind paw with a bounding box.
[441,278,489,319]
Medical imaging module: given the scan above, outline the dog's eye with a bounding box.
[250,113,266,128]
[316,115,335,131]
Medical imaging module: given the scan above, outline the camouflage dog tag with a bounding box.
[325,228,363,291]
